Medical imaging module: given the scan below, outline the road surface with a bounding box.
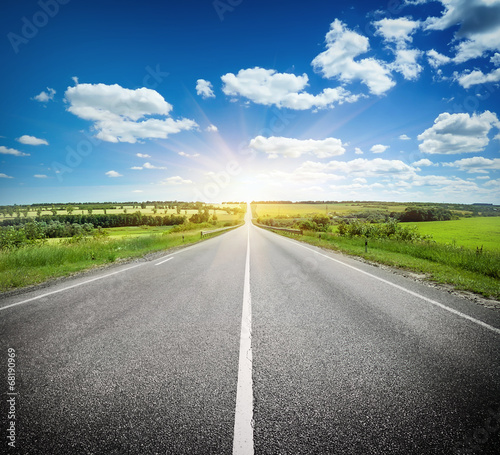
[1,213,499,454]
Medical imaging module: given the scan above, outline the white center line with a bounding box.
[233,225,254,455]
[155,257,174,266]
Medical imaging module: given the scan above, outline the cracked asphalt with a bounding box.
[1,219,499,454]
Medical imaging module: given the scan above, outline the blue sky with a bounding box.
[1,0,499,204]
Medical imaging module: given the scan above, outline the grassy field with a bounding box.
[0,224,242,292]
[401,218,500,252]
[258,227,500,300]
[253,202,407,218]
[0,204,245,220]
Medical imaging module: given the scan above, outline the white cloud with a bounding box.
[132,190,143,193]
[424,0,500,63]
[0,173,13,179]
[370,144,389,154]
[312,19,395,95]
[412,158,436,167]
[161,176,193,185]
[325,158,415,176]
[492,52,500,66]
[0,146,30,157]
[249,136,346,159]
[131,166,143,170]
[178,151,200,158]
[206,124,218,132]
[196,79,215,99]
[374,17,421,45]
[418,111,499,154]
[456,68,500,88]
[222,67,359,110]
[136,153,151,158]
[390,48,423,80]
[33,88,56,103]
[105,170,123,177]
[143,162,167,170]
[426,49,452,68]
[65,82,197,143]
[484,178,500,187]
[444,156,500,173]
[399,134,411,140]
[354,147,364,154]
[17,135,48,146]
[34,174,48,178]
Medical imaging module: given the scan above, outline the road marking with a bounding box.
[233,226,254,455]
[276,234,500,337]
[0,263,145,312]
[0,231,228,312]
[155,257,174,266]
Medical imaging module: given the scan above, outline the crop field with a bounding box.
[402,217,500,252]
[253,203,407,219]
[0,204,245,220]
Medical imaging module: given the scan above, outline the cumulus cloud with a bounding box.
[354,147,364,154]
[105,170,123,177]
[249,136,346,159]
[143,162,167,169]
[196,79,215,99]
[325,158,415,176]
[426,49,452,68]
[418,111,499,154]
[136,153,151,158]
[412,158,436,167]
[0,146,30,157]
[390,48,423,80]
[443,156,500,173]
[161,176,193,185]
[222,67,359,109]
[399,134,411,140]
[0,173,13,179]
[17,135,48,146]
[206,124,218,132]
[65,82,198,143]
[370,144,389,154]
[424,0,500,63]
[312,19,395,95]
[456,68,500,88]
[33,88,56,103]
[374,17,421,45]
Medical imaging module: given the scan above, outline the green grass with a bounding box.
[401,217,500,252]
[0,227,238,293]
[261,228,500,300]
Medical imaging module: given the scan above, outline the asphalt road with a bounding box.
[1,214,500,454]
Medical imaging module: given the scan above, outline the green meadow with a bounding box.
[401,217,500,252]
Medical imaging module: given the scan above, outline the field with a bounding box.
[401,218,500,252]
[254,202,407,218]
